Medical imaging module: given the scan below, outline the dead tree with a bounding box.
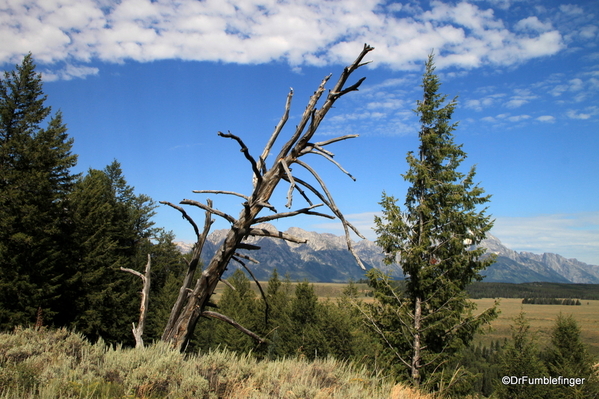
[161,44,375,351]
[121,254,152,348]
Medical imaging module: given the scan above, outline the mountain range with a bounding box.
[175,223,599,284]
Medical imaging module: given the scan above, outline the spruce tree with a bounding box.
[212,269,260,353]
[543,313,599,399]
[370,53,497,389]
[69,162,157,344]
[496,311,548,399]
[0,54,78,329]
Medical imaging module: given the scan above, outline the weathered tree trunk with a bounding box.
[161,44,375,351]
[411,295,422,386]
[121,254,151,348]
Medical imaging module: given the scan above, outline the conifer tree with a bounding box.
[369,53,498,389]
[260,268,293,359]
[212,269,260,353]
[0,54,78,329]
[69,161,157,344]
[543,313,599,399]
[496,311,548,399]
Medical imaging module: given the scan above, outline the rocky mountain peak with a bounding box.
[174,226,599,284]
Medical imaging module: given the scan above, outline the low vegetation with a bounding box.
[0,327,433,399]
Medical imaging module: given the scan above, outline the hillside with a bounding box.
[176,224,599,284]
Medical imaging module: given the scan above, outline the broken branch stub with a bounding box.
[162,44,374,351]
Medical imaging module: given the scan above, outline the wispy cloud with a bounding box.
[492,212,599,265]
[313,211,599,265]
[504,89,538,108]
[566,106,599,120]
[536,115,555,123]
[1,0,569,79]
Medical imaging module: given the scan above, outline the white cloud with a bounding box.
[536,115,555,123]
[566,106,599,120]
[506,114,530,122]
[504,89,538,108]
[492,212,599,265]
[41,64,99,81]
[0,0,567,79]
[514,16,553,33]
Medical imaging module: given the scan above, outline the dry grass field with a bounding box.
[472,298,599,357]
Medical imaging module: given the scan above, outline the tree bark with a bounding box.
[411,295,422,386]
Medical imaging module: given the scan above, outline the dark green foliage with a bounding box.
[0,54,78,329]
[260,269,293,359]
[495,311,549,399]
[467,282,599,300]
[542,313,599,398]
[213,269,261,353]
[139,231,187,342]
[68,161,161,345]
[370,53,498,389]
[458,341,504,397]
[522,297,581,305]
[194,269,379,367]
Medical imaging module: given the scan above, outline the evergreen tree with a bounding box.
[289,281,325,359]
[370,53,498,389]
[0,54,78,329]
[68,161,157,345]
[260,268,293,359]
[496,311,548,399]
[543,313,599,399]
[211,269,260,353]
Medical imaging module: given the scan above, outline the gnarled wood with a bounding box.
[161,44,375,351]
[121,254,152,348]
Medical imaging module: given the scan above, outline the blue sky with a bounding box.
[2,0,598,264]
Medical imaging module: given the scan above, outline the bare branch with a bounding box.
[303,148,356,181]
[219,278,236,291]
[201,311,266,344]
[288,44,374,154]
[255,201,277,213]
[280,159,295,208]
[314,134,360,148]
[253,204,335,224]
[237,243,261,251]
[192,190,249,201]
[294,160,366,269]
[180,199,236,224]
[161,45,374,351]
[275,75,332,161]
[331,77,367,98]
[294,160,364,238]
[161,200,214,340]
[120,254,151,348]
[249,228,307,244]
[218,131,262,185]
[120,267,144,280]
[160,201,200,240]
[258,88,293,173]
[233,252,259,264]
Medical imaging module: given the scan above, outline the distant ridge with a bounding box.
[175,224,599,283]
